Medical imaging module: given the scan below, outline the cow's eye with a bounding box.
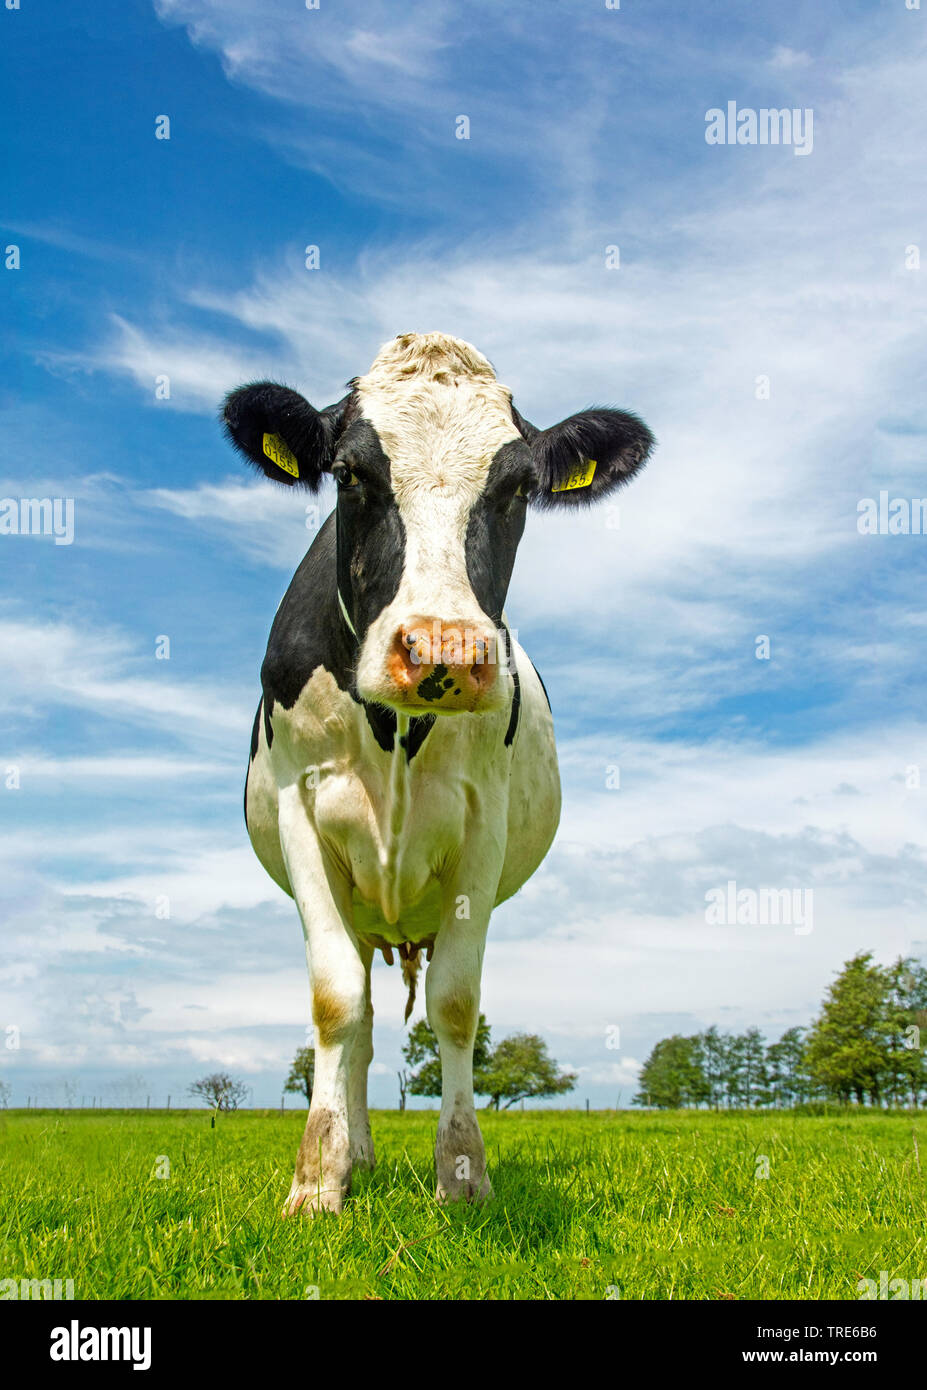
[334,464,360,489]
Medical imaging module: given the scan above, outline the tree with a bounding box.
[697,1026,729,1110]
[728,1028,769,1108]
[402,1017,574,1110]
[633,1035,705,1109]
[766,1027,812,1107]
[283,1047,315,1105]
[0,1079,10,1108]
[188,1072,249,1111]
[882,957,927,1107]
[478,1033,577,1110]
[403,1014,492,1098]
[804,953,890,1105]
[903,959,927,1106]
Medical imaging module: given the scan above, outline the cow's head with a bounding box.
[223,333,653,715]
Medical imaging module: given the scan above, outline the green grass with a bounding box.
[1,1108,925,1300]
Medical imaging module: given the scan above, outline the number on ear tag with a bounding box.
[552,459,596,492]
[262,432,299,478]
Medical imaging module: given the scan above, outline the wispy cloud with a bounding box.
[0,615,252,739]
[144,477,326,569]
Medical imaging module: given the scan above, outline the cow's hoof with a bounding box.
[436,1171,493,1204]
[350,1141,376,1170]
[283,1181,346,1217]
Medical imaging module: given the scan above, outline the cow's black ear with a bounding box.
[526,407,654,509]
[221,382,351,490]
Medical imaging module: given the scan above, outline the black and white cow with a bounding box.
[222,333,653,1214]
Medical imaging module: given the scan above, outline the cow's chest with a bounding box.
[272,669,512,934]
[314,762,470,927]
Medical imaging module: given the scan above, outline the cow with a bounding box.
[221,332,653,1214]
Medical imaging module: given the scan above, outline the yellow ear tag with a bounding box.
[552,458,597,493]
[262,432,299,478]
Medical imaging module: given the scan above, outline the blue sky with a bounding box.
[1,0,925,1109]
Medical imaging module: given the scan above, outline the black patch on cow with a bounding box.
[399,714,437,762]
[535,665,552,712]
[261,512,361,716]
[465,439,532,626]
[497,626,522,748]
[361,704,435,761]
[333,420,406,643]
[262,418,405,707]
[416,664,451,702]
[363,702,396,754]
[244,699,262,821]
[256,423,437,771]
[249,700,262,761]
[504,666,521,748]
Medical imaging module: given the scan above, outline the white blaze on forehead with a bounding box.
[352,334,524,698]
[353,332,522,508]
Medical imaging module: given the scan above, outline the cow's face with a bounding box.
[223,333,653,715]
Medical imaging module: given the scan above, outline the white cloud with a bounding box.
[0,614,252,740]
[768,45,812,70]
[144,478,328,569]
[13,754,237,782]
[73,314,273,414]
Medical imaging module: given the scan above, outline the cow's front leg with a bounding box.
[426,896,494,1203]
[347,942,375,1170]
[279,791,366,1216]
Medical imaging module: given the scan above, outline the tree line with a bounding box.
[634,953,927,1109]
[280,1015,578,1111]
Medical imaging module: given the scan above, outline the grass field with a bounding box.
[1,1107,925,1300]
